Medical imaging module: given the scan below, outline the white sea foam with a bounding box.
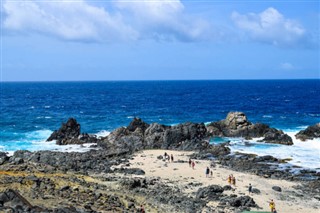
[262,115,273,118]
[44,106,51,108]
[127,116,134,119]
[95,130,110,138]
[228,130,320,170]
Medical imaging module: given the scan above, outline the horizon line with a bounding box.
[1,78,319,83]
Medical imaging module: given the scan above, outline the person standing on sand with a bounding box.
[268,199,275,212]
[171,154,174,162]
[231,176,236,186]
[192,161,195,169]
[164,152,168,161]
[248,183,252,195]
[189,158,192,167]
[205,167,210,177]
[210,170,213,178]
[227,175,232,185]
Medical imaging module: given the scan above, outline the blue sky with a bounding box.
[1,0,319,81]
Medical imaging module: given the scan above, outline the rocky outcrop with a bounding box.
[207,112,293,145]
[47,118,98,145]
[98,118,209,152]
[295,123,320,141]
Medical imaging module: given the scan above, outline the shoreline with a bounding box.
[126,149,320,212]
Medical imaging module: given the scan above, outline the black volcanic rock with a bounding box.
[47,118,98,145]
[98,118,209,152]
[295,123,320,141]
[127,117,150,133]
[47,118,80,143]
[207,112,293,145]
[260,129,293,145]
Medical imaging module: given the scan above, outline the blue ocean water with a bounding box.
[1,80,319,168]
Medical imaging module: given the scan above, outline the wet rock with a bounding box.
[47,118,80,142]
[206,112,293,145]
[296,123,320,141]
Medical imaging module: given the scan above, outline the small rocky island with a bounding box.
[0,112,319,212]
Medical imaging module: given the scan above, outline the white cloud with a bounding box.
[2,0,138,42]
[114,0,212,41]
[2,0,213,42]
[280,62,295,70]
[231,7,306,47]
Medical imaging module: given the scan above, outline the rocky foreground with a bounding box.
[0,112,319,212]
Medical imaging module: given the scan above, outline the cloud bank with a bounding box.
[2,1,316,48]
[2,0,211,42]
[231,7,310,47]
[3,0,138,42]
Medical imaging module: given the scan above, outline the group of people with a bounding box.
[164,152,174,162]
[227,174,236,186]
[188,158,196,169]
[163,154,278,213]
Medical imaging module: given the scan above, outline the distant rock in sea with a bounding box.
[206,112,293,145]
[46,118,97,145]
[295,123,320,141]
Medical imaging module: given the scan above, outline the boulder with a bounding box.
[260,129,293,145]
[98,119,209,152]
[47,118,99,145]
[0,152,9,165]
[196,185,224,200]
[295,123,320,141]
[272,186,282,192]
[47,118,80,142]
[221,195,257,208]
[207,112,293,145]
[127,117,150,132]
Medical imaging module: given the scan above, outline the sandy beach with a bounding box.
[127,149,319,213]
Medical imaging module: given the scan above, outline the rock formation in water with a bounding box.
[47,118,98,145]
[295,123,320,141]
[206,112,293,145]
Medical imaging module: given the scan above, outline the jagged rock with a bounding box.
[98,119,209,152]
[260,129,293,145]
[196,185,224,200]
[47,118,98,145]
[207,112,293,145]
[295,123,320,141]
[221,195,257,208]
[0,152,9,165]
[127,117,150,132]
[47,118,80,142]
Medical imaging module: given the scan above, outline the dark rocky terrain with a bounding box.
[1,112,319,212]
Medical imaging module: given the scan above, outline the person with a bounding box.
[248,183,252,195]
[139,204,145,213]
[171,154,174,162]
[192,161,195,169]
[205,167,210,177]
[232,176,236,186]
[189,158,192,167]
[268,199,275,212]
[227,175,232,185]
[164,152,168,161]
[210,170,213,178]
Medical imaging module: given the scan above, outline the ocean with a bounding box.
[1,80,319,169]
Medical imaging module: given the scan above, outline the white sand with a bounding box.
[128,149,319,213]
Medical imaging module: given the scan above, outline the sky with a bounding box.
[1,0,319,81]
